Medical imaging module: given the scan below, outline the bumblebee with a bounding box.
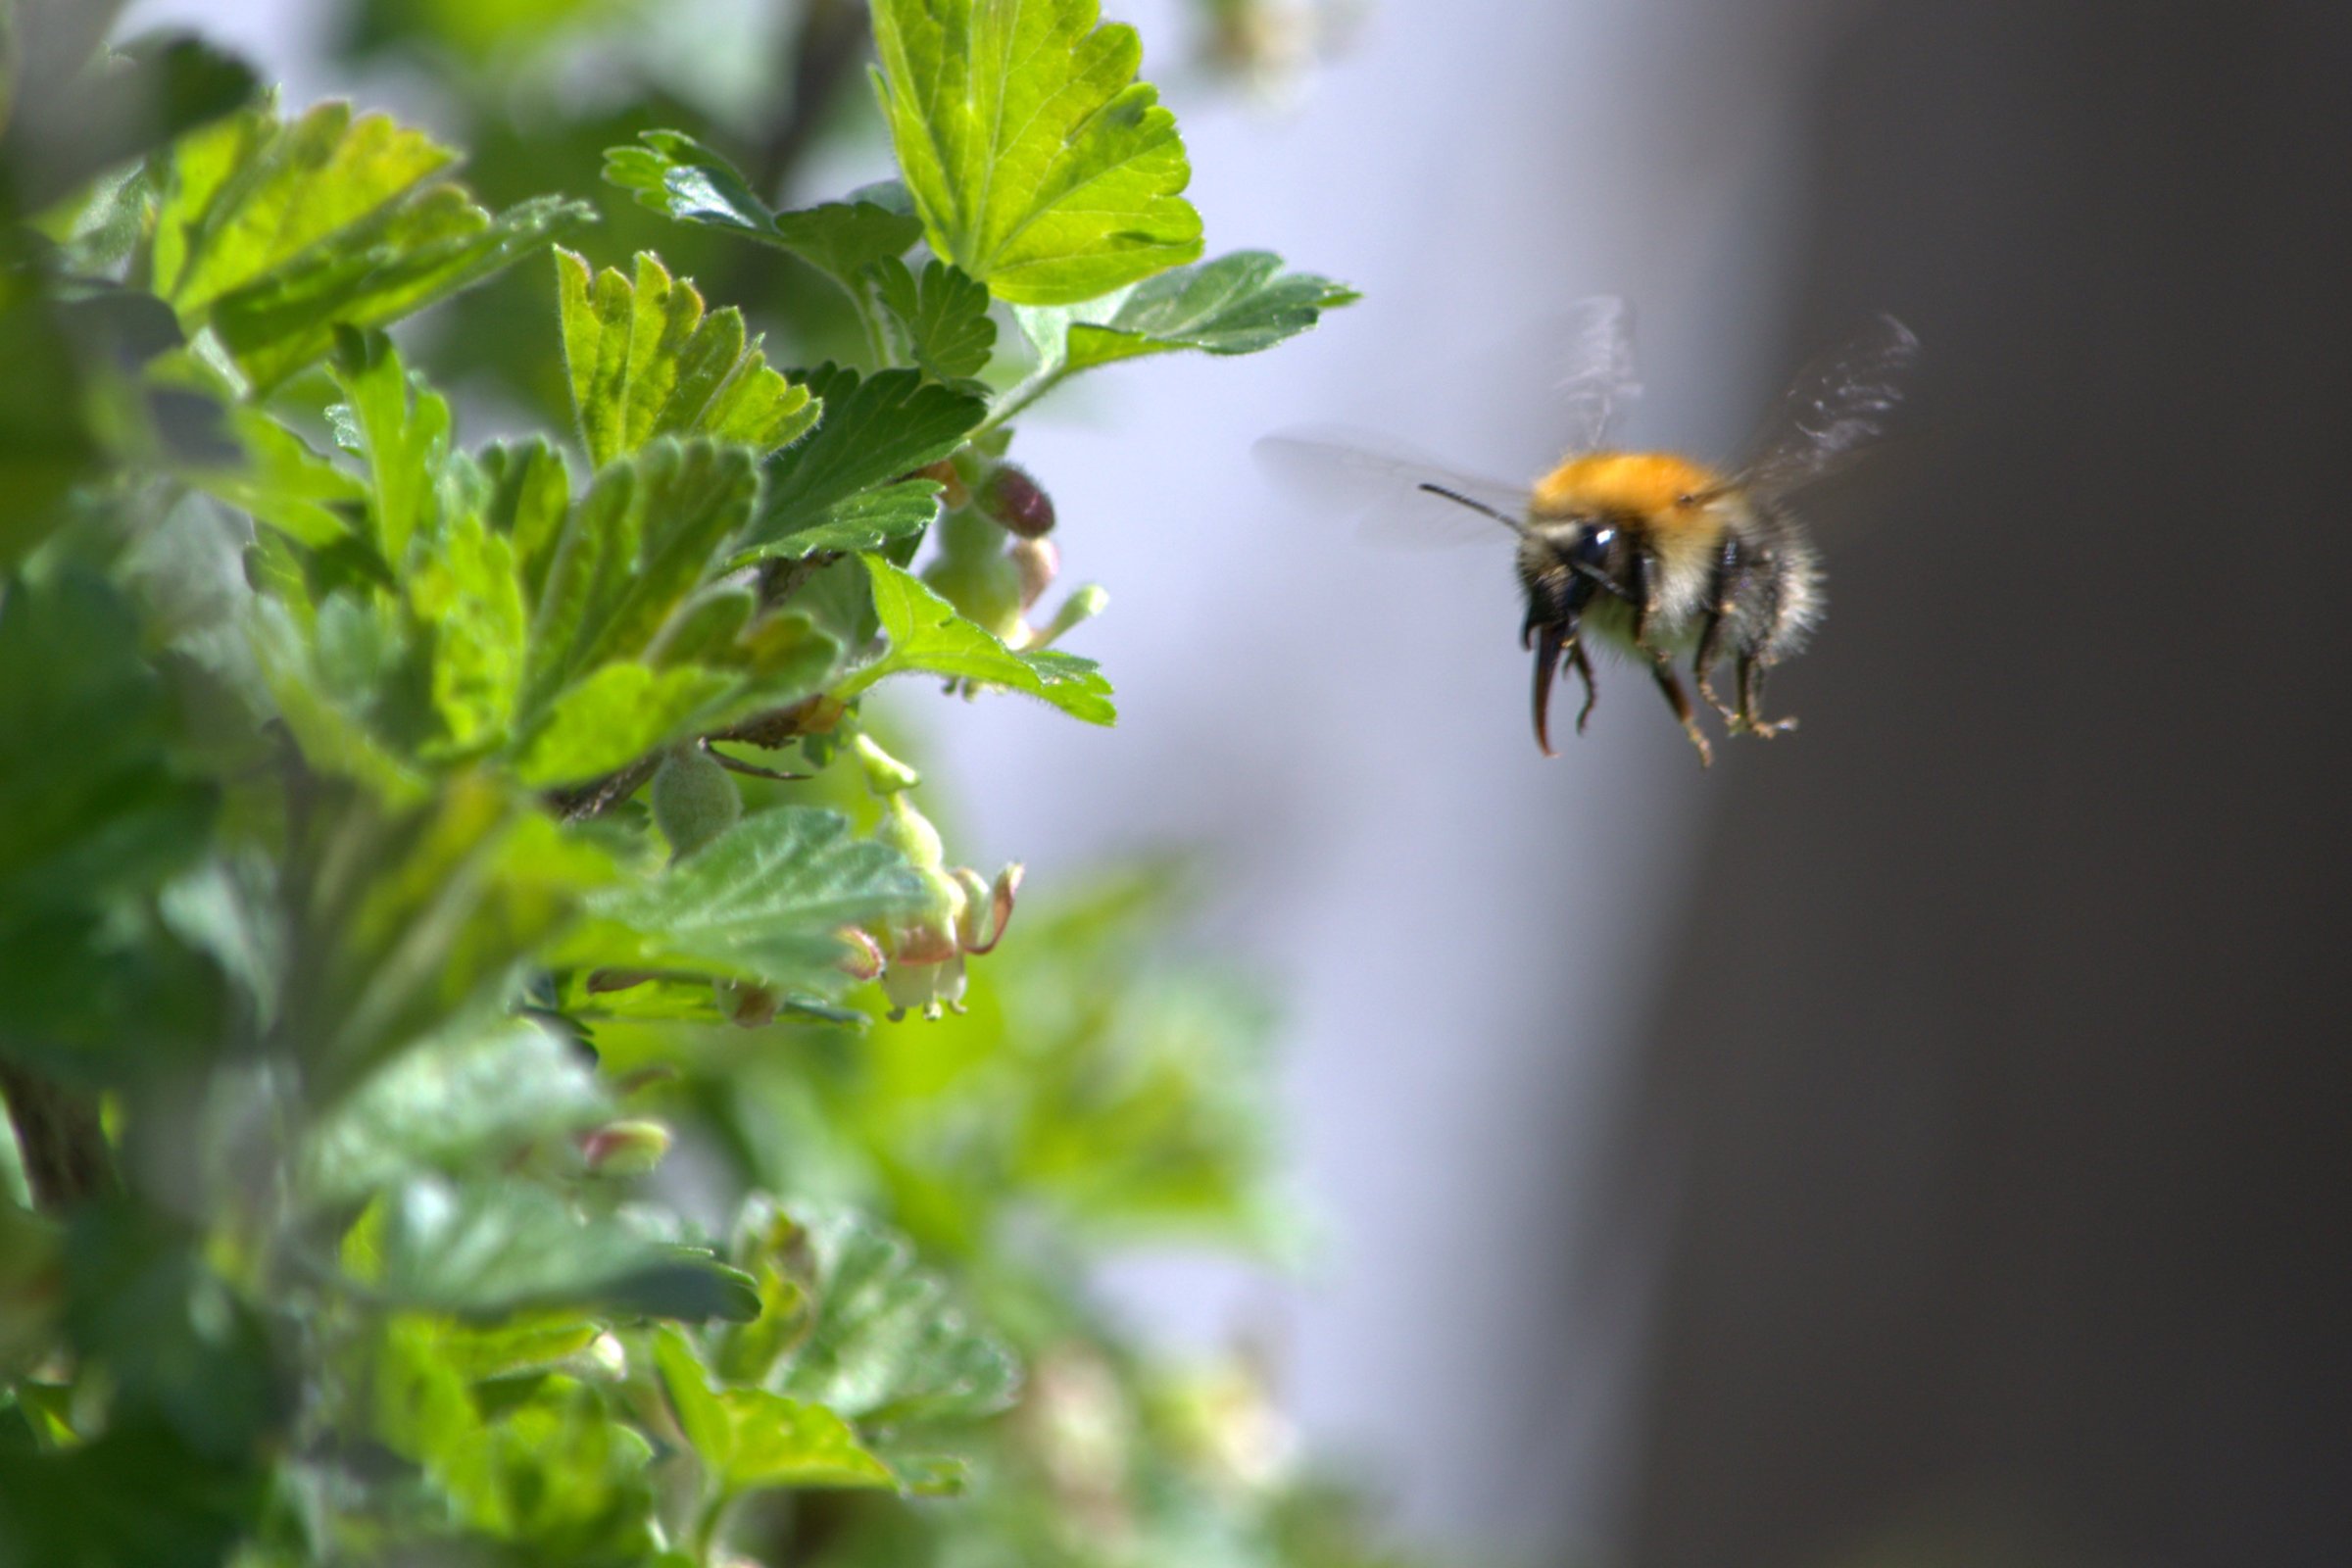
[1257,301,1917,764]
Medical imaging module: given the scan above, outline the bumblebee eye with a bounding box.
[1572,525,1614,568]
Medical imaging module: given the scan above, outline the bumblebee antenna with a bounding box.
[1417,482,1525,534]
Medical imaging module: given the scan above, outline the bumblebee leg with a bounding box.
[1650,658,1713,767]
[1569,638,1599,734]
[1735,654,1798,737]
[1693,538,1741,721]
[1531,620,1568,757]
[1625,548,1654,651]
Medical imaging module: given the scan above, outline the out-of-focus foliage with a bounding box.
[0,0,1390,1565]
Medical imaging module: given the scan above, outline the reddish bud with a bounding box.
[977,463,1055,538]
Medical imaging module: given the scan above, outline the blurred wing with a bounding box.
[1546,295,1640,454]
[1253,426,1530,548]
[1730,313,1920,499]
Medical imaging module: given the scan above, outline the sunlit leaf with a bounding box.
[870,0,1201,303]
[838,557,1114,725]
[556,248,819,469]
[739,366,981,556]
[150,101,589,391]
[368,1176,758,1321]
[571,807,924,992]
[874,257,997,380]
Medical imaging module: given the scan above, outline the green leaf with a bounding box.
[520,438,760,712]
[439,1375,661,1557]
[192,406,368,549]
[511,661,741,789]
[572,807,925,992]
[301,1018,612,1209]
[328,327,453,567]
[3,34,260,214]
[476,436,572,602]
[751,1206,1018,1429]
[556,248,819,470]
[875,258,998,380]
[150,101,590,391]
[407,512,529,756]
[0,283,103,568]
[732,479,940,565]
[368,1177,760,1321]
[0,568,211,904]
[653,1329,896,1495]
[870,0,1202,304]
[1052,249,1357,370]
[839,557,1115,725]
[603,130,920,288]
[740,366,981,555]
[271,777,617,1103]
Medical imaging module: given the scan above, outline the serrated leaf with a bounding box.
[572,807,925,992]
[1055,249,1357,369]
[5,34,260,214]
[271,777,617,1103]
[520,438,760,712]
[870,0,1202,304]
[302,1019,612,1209]
[875,258,997,380]
[192,406,368,549]
[476,437,572,602]
[758,1207,1019,1429]
[602,130,921,288]
[653,1329,896,1496]
[740,366,981,554]
[839,557,1115,725]
[408,511,529,756]
[556,248,819,470]
[150,101,588,391]
[733,479,940,564]
[368,1177,759,1322]
[511,661,742,789]
[329,327,452,567]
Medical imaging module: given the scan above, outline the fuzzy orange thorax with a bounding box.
[1530,451,1723,524]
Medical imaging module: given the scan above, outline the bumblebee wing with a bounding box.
[1727,312,1919,500]
[1253,426,1530,547]
[1544,294,1641,455]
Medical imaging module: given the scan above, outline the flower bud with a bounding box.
[851,733,921,795]
[579,1119,672,1176]
[977,462,1055,538]
[651,745,740,859]
[913,458,969,510]
[1009,536,1059,612]
[715,979,780,1028]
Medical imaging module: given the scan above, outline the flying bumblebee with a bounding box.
[1256,301,1918,765]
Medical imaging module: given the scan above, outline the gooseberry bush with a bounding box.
[0,1,1396,1563]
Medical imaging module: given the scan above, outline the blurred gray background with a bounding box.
[120,1,2352,1564]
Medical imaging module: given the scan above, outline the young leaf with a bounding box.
[271,777,617,1104]
[572,807,925,992]
[510,661,741,789]
[734,479,940,565]
[368,1176,759,1322]
[301,1019,612,1209]
[874,258,997,381]
[869,0,1202,304]
[329,327,452,568]
[555,249,819,470]
[150,101,589,391]
[758,1208,1019,1429]
[602,130,921,288]
[739,366,981,557]
[652,1330,896,1495]
[1054,249,1358,369]
[520,438,760,712]
[838,557,1115,726]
